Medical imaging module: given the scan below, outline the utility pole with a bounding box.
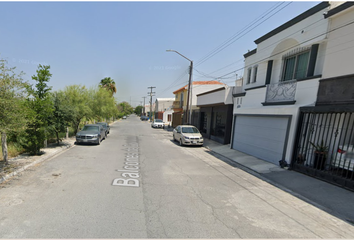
[166,50,193,125]
[187,61,193,124]
[147,86,156,121]
[142,97,146,116]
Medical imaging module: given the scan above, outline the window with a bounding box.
[180,92,184,107]
[246,68,252,84]
[252,66,258,83]
[282,50,310,81]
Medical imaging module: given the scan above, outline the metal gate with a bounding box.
[291,106,354,191]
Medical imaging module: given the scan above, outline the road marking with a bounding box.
[112,141,141,187]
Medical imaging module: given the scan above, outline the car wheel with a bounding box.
[173,134,176,142]
[97,139,101,145]
[179,138,183,146]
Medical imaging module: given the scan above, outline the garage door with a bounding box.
[232,115,290,165]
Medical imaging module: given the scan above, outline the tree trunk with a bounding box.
[56,131,60,145]
[1,132,8,164]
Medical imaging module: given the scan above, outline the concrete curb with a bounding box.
[204,146,354,226]
[0,142,75,184]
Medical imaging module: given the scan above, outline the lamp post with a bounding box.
[166,49,193,124]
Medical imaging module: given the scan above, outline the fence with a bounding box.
[292,109,354,191]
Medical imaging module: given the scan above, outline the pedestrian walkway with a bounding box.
[202,138,354,226]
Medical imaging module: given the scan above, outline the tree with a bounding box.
[99,77,117,96]
[117,101,134,118]
[21,65,54,155]
[62,85,92,134]
[0,59,28,164]
[134,105,143,115]
[89,87,118,121]
[48,91,74,145]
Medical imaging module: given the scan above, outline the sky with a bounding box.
[0,1,320,107]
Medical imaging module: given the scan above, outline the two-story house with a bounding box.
[172,81,224,127]
[291,2,354,190]
[154,98,175,126]
[232,2,330,166]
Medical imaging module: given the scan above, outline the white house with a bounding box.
[232,2,331,165]
[290,2,354,190]
[154,98,175,125]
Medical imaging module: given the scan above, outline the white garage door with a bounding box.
[232,115,290,165]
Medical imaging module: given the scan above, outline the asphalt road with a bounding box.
[0,116,354,238]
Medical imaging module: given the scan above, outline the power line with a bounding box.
[156,67,190,95]
[195,2,292,67]
[215,19,354,80]
[193,16,328,82]
[159,3,292,96]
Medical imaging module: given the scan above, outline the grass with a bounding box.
[0,140,25,161]
[0,127,76,161]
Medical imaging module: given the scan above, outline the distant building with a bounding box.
[154,98,174,125]
[172,80,224,127]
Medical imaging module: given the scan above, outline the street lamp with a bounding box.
[166,49,193,124]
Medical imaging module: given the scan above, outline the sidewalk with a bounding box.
[202,138,354,226]
[0,138,76,185]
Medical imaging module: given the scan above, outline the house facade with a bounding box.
[172,81,224,127]
[291,2,354,190]
[196,85,234,144]
[154,98,174,124]
[232,2,331,165]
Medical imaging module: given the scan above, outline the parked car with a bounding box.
[97,122,110,135]
[76,124,106,145]
[173,125,204,146]
[151,119,164,128]
[140,116,149,121]
[122,116,127,119]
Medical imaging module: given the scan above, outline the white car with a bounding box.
[173,125,203,146]
[151,119,164,128]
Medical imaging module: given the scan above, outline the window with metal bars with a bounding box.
[282,50,310,81]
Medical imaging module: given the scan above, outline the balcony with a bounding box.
[172,100,183,109]
[262,80,297,106]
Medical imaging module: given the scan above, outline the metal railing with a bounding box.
[265,80,297,103]
[292,111,354,191]
[172,100,182,109]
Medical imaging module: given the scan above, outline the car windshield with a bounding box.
[182,127,199,133]
[82,126,99,131]
[155,119,163,122]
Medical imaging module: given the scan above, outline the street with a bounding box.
[0,116,354,238]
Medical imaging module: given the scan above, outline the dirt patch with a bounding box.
[0,138,76,182]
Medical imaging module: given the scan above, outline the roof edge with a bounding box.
[324,1,354,18]
[244,48,257,58]
[255,2,330,44]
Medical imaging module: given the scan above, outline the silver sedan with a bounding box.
[173,125,204,146]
